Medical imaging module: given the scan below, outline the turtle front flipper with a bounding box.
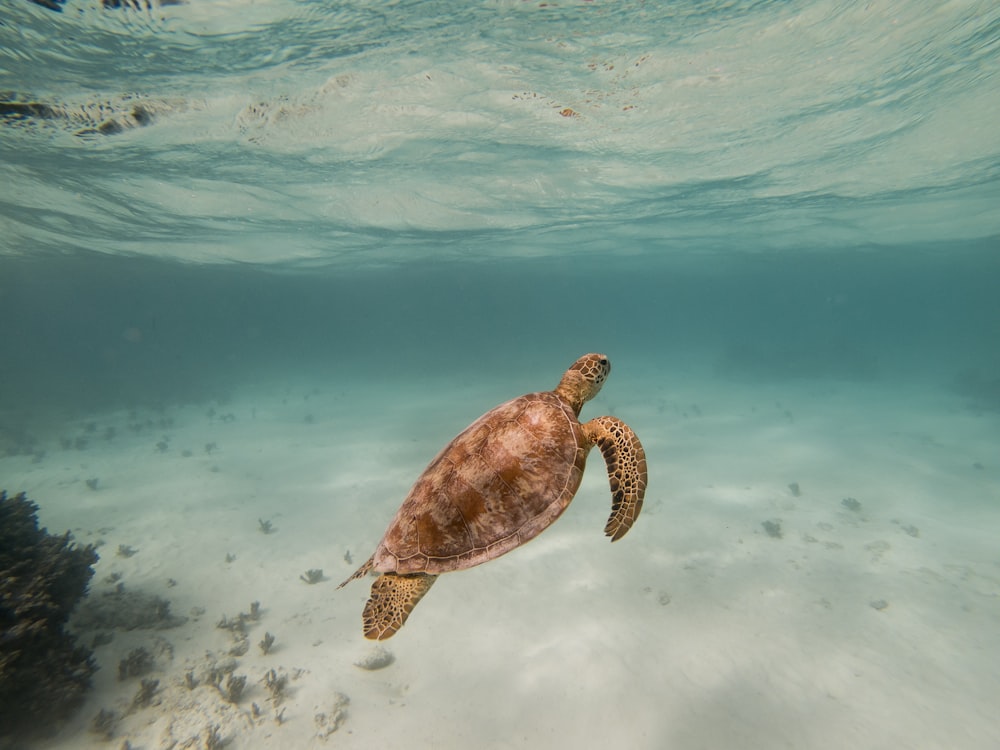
[363,573,438,640]
[584,415,648,542]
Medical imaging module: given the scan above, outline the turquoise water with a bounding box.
[2,0,999,414]
[2,1,1000,748]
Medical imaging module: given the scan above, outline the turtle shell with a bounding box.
[371,390,587,575]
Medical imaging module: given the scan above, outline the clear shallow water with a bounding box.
[2,0,998,264]
[1,0,999,417]
[1,2,1000,748]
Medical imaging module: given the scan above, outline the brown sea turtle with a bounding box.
[339,353,647,640]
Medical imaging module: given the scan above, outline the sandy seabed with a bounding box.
[4,369,999,750]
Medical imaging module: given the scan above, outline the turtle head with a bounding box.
[555,353,611,415]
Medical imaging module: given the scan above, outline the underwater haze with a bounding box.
[1,1,1000,749]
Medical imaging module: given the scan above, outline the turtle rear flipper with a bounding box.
[584,415,647,542]
[363,573,437,640]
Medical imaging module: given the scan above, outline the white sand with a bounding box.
[6,370,999,750]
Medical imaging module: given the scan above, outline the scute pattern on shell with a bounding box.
[373,391,586,575]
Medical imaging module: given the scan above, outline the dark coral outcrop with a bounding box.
[0,490,99,744]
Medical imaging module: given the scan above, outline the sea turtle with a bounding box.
[339,353,647,640]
